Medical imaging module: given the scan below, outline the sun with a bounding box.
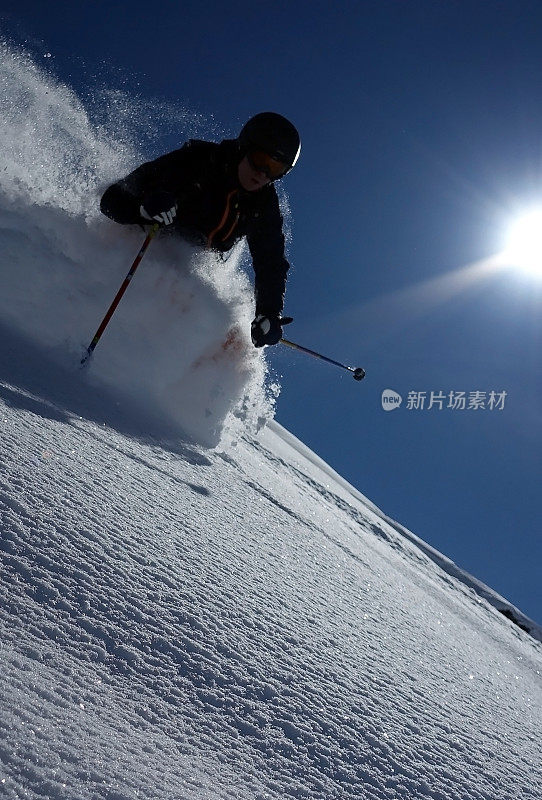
[503,208,542,277]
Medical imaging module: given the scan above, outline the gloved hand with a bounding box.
[251,314,284,347]
[140,191,178,226]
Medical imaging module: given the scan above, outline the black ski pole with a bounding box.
[280,337,366,381]
[81,225,159,366]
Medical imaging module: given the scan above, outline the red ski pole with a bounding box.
[81,225,159,365]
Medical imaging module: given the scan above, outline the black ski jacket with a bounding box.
[100,138,290,318]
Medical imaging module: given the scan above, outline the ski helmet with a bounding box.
[238,112,301,175]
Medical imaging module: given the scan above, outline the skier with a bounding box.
[100,112,300,348]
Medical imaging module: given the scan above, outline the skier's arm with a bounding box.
[100,143,211,225]
[247,190,290,319]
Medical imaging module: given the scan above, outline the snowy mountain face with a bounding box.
[1,371,542,800]
[1,41,542,800]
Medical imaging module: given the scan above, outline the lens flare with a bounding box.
[504,209,542,276]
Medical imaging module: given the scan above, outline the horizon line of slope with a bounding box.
[1,311,539,645]
[264,420,542,643]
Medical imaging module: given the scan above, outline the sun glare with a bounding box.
[504,208,542,277]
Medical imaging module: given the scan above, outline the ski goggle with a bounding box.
[247,149,289,180]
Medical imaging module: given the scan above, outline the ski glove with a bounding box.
[140,191,178,226]
[251,315,284,347]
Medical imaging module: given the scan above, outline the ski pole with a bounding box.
[81,225,159,365]
[280,337,366,381]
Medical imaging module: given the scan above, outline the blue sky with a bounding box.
[2,0,541,622]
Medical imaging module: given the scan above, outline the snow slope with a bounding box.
[1,350,542,800]
[1,41,542,800]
